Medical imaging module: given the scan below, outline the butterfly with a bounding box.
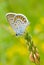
[6,13,30,36]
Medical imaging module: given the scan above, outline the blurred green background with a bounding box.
[0,0,44,65]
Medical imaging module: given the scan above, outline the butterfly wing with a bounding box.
[14,14,30,35]
[6,13,18,34]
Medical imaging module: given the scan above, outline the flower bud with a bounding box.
[34,54,40,64]
[29,52,35,62]
[35,52,40,60]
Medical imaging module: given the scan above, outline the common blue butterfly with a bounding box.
[6,13,30,35]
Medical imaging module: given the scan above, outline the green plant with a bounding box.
[24,32,40,65]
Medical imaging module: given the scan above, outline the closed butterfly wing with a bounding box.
[6,13,30,35]
[6,13,18,34]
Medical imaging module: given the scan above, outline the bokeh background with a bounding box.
[0,0,44,65]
